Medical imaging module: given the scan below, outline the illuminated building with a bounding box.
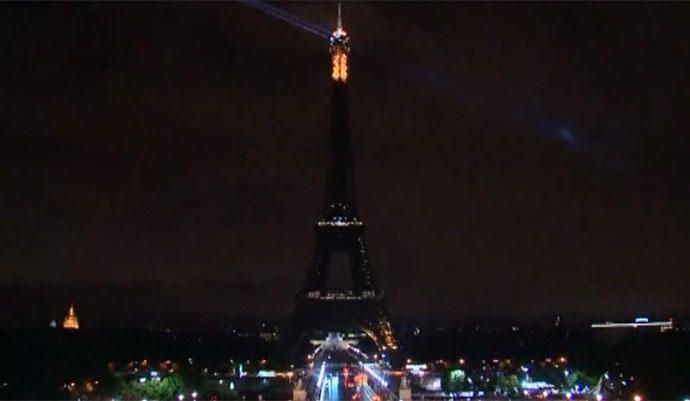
[292,4,398,354]
[62,304,80,330]
[591,317,674,332]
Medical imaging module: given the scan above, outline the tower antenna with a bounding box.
[337,2,343,32]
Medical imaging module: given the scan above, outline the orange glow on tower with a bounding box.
[330,3,349,82]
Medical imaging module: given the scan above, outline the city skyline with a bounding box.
[2,2,690,327]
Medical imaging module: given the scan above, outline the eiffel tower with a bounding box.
[292,5,397,353]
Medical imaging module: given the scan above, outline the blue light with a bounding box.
[239,1,330,39]
[558,128,577,145]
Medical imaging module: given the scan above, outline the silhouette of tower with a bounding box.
[292,5,397,353]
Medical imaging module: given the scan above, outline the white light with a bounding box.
[596,394,603,401]
[319,379,327,401]
[192,391,198,399]
[361,362,388,387]
[177,395,184,401]
[566,392,572,399]
[316,362,326,388]
[138,378,147,383]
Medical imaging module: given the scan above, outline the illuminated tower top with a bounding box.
[62,304,80,330]
[329,3,349,82]
[322,2,356,221]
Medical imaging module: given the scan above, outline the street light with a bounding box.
[177,395,184,401]
[192,391,198,400]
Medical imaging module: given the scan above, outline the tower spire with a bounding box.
[329,3,349,82]
[337,2,342,32]
[324,2,355,219]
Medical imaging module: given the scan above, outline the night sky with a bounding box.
[2,2,690,327]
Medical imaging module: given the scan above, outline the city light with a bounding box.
[591,319,673,332]
[360,362,388,387]
[62,304,80,330]
[316,362,326,388]
[319,380,327,401]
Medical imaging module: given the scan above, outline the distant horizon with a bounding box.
[2,277,688,329]
[1,307,687,331]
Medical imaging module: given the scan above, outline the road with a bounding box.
[309,353,394,401]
